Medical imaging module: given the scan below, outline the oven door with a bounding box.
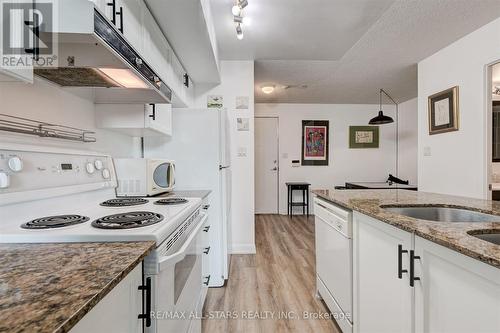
[152,212,207,333]
[150,161,174,194]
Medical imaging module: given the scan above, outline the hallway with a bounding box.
[202,214,341,333]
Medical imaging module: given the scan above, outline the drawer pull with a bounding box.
[203,275,211,286]
[409,250,421,287]
[398,244,408,279]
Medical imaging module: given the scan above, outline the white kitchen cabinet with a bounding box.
[116,0,145,54]
[0,0,33,83]
[70,263,143,333]
[353,212,413,333]
[142,7,171,82]
[414,236,500,333]
[96,103,172,137]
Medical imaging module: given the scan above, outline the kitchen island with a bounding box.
[0,241,155,333]
[312,189,500,333]
[313,189,499,267]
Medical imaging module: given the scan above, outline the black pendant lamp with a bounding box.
[369,89,394,125]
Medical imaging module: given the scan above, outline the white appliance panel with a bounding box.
[144,108,230,286]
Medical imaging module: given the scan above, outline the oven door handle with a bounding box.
[158,213,208,271]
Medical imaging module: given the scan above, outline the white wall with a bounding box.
[418,17,500,199]
[398,98,418,185]
[255,103,419,215]
[194,61,255,254]
[0,79,137,157]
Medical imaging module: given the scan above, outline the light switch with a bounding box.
[282,153,288,159]
[423,146,431,156]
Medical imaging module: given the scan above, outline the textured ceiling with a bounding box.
[210,0,500,104]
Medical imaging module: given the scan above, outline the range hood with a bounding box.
[35,1,171,104]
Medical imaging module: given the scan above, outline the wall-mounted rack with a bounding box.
[0,113,96,143]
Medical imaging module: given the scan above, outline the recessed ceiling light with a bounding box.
[261,85,275,94]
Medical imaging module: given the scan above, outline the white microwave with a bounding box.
[114,158,175,197]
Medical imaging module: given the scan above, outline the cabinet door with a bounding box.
[0,0,33,83]
[144,103,172,136]
[353,212,413,333]
[142,7,171,83]
[116,0,144,53]
[414,236,500,333]
[70,263,143,333]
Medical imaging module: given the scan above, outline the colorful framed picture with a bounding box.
[301,120,329,166]
[428,86,459,135]
[349,126,379,148]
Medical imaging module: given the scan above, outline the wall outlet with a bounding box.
[423,146,432,156]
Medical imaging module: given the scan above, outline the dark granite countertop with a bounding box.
[0,241,155,333]
[313,189,500,268]
[160,189,211,199]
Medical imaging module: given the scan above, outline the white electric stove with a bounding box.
[0,143,208,333]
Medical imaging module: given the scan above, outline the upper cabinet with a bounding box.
[0,0,34,83]
[87,0,194,107]
[96,103,172,137]
[144,0,221,84]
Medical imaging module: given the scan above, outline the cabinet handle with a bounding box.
[398,244,408,279]
[203,225,211,232]
[116,6,123,33]
[203,275,211,286]
[409,250,421,287]
[106,0,116,24]
[183,73,189,87]
[24,12,40,61]
[203,204,210,210]
[138,277,152,327]
[149,103,156,120]
[203,246,211,254]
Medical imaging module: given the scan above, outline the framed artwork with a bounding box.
[301,120,329,166]
[349,126,379,148]
[428,86,459,135]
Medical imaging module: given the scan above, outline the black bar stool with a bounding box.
[286,182,310,218]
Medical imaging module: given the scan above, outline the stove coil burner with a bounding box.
[21,215,90,229]
[100,198,149,207]
[154,198,188,205]
[91,211,164,229]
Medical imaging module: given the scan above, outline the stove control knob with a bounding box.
[86,162,95,174]
[94,159,103,170]
[8,156,23,172]
[0,172,10,189]
[102,168,110,179]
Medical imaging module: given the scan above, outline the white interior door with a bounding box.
[255,117,279,214]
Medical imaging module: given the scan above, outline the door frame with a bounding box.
[485,60,500,200]
[255,116,280,214]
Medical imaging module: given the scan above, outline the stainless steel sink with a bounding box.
[383,206,500,223]
[470,233,500,245]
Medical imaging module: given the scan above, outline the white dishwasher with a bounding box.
[314,197,353,333]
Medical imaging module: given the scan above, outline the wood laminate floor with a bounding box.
[202,214,341,333]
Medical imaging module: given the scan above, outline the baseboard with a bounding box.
[231,243,256,254]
